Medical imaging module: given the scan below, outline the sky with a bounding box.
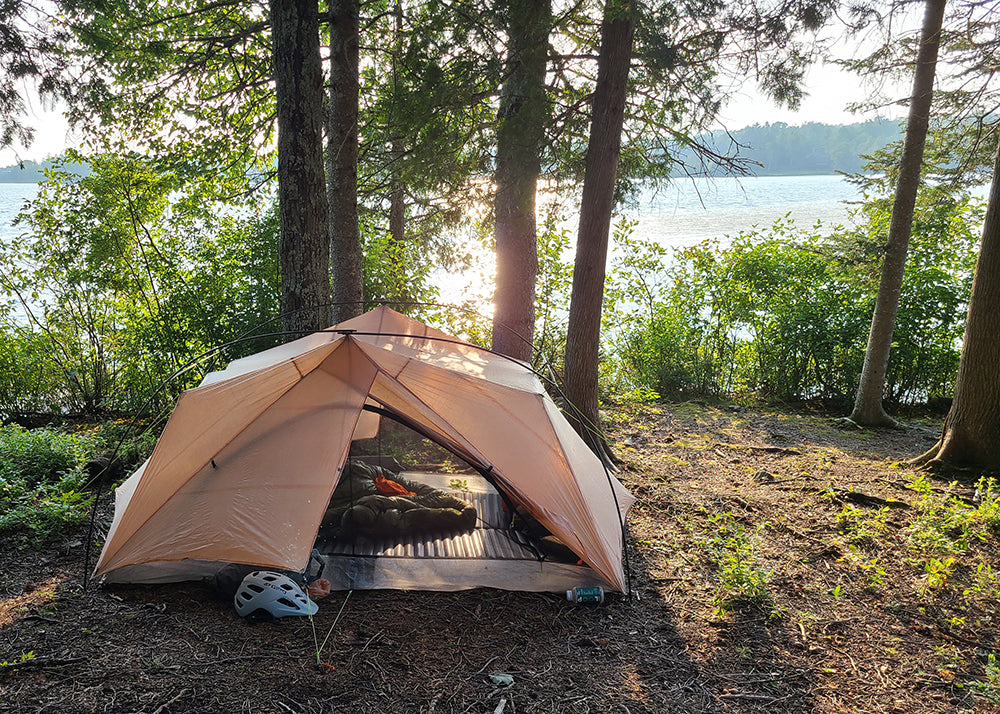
[3,100,76,165]
[719,57,905,131]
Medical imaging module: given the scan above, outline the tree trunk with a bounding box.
[491,0,550,361]
[327,0,364,324]
[387,135,410,308]
[914,135,1000,470]
[269,0,331,336]
[849,0,946,426]
[387,0,408,307]
[563,0,635,439]
[389,138,406,247]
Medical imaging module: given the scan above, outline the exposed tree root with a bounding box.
[836,413,904,430]
[910,438,943,468]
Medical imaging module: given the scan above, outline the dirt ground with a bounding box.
[2,402,998,713]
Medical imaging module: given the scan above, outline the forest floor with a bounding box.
[2,402,999,713]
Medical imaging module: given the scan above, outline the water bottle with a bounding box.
[566,586,604,604]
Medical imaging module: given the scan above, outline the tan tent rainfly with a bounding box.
[94,307,634,591]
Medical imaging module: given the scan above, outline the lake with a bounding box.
[0,183,41,243]
[625,174,860,247]
[0,174,861,247]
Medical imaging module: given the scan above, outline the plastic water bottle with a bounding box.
[566,586,604,604]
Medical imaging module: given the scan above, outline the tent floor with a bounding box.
[315,472,607,593]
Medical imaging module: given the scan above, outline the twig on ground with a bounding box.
[150,688,189,714]
[0,656,85,672]
[718,692,793,704]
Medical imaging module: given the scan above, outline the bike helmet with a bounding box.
[234,571,319,621]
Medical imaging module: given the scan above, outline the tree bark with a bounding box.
[849,0,946,426]
[563,0,635,438]
[327,0,364,324]
[914,134,1000,470]
[491,0,550,361]
[389,138,406,247]
[269,0,331,336]
[387,0,408,306]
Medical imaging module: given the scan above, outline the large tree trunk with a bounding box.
[914,135,1000,470]
[849,0,946,426]
[327,0,364,324]
[491,0,550,361]
[269,0,331,336]
[563,0,635,439]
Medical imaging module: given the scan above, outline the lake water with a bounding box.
[0,183,40,243]
[0,174,861,246]
[625,174,860,247]
[441,175,863,301]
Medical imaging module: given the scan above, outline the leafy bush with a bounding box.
[606,230,730,399]
[859,193,981,406]
[0,153,281,420]
[608,186,982,406]
[0,425,98,546]
[0,425,95,488]
[0,483,93,548]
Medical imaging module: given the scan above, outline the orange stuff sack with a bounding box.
[375,474,416,497]
[306,578,332,601]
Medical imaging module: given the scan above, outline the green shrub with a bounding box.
[0,425,95,488]
[0,481,93,547]
[607,188,981,406]
[0,425,98,546]
[0,153,281,419]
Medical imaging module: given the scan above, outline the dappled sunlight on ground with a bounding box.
[0,575,65,628]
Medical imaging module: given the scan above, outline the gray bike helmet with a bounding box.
[234,571,319,621]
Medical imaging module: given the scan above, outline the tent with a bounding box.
[94,307,634,592]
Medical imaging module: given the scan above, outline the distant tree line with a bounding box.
[0,157,88,182]
[0,120,905,184]
[676,119,905,176]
